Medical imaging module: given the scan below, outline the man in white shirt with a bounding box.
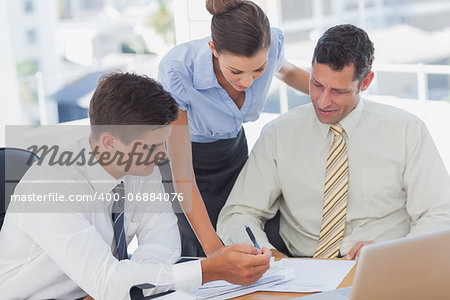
[217,24,450,260]
[0,73,271,299]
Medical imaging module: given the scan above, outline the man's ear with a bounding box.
[360,71,374,92]
[100,132,116,151]
[208,41,219,58]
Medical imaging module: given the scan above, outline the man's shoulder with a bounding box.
[14,140,95,195]
[265,103,315,131]
[363,98,420,122]
[14,161,87,197]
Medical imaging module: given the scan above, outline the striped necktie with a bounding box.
[314,123,349,259]
[112,182,159,298]
[112,181,128,260]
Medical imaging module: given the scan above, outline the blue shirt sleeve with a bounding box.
[158,64,190,111]
[272,27,285,72]
[156,32,286,142]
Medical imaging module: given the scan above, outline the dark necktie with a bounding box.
[112,181,167,299]
[112,181,128,260]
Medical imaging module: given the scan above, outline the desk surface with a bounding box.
[234,259,356,300]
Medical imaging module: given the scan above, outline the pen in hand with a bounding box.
[245,225,261,250]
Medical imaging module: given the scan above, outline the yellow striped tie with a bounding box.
[314,123,349,259]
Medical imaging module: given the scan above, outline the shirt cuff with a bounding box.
[172,260,202,293]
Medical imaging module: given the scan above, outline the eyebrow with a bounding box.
[228,61,268,73]
[311,76,351,93]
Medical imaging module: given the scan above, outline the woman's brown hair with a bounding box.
[206,0,271,57]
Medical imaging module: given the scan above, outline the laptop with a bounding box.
[297,229,450,300]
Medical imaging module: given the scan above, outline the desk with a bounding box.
[234,259,356,300]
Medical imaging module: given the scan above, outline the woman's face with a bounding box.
[209,42,269,92]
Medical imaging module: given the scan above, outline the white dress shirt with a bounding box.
[0,139,201,300]
[217,99,450,257]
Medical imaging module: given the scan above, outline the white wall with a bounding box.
[173,0,210,44]
[0,0,27,146]
[172,0,276,45]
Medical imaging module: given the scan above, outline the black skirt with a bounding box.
[160,128,248,256]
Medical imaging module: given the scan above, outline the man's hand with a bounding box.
[201,244,271,286]
[345,241,374,261]
[271,249,288,259]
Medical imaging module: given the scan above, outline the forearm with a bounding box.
[276,60,310,95]
[168,116,223,256]
[200,256,222,284]
[179,180,224,255]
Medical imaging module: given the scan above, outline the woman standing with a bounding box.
[158,0,310,256]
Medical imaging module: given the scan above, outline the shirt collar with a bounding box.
[79,138,123,194]
[339,97,364,138]
[193,39,220,90]
[316,97,365,140]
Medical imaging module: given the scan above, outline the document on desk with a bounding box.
[194,258,296,300]
[260,259,355,293]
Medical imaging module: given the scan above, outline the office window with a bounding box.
[58,0,72,19]
[280,0,313,20]
[26,29,37,44]
[24,0,34,13]
[82,0,104,10]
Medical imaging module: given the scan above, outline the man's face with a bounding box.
[309,62,373,124]
[113,125,172,177]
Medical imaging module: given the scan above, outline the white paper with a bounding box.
[194,258,296,300]
[260,259,355,293]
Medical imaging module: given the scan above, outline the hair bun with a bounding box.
[205,0,243,16]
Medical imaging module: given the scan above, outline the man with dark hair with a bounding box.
[218,24,450,259]
[89,72,180,142]
[0,72,271,299]
[312,24,374,84]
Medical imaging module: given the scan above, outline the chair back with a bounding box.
[0,148,38,230]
